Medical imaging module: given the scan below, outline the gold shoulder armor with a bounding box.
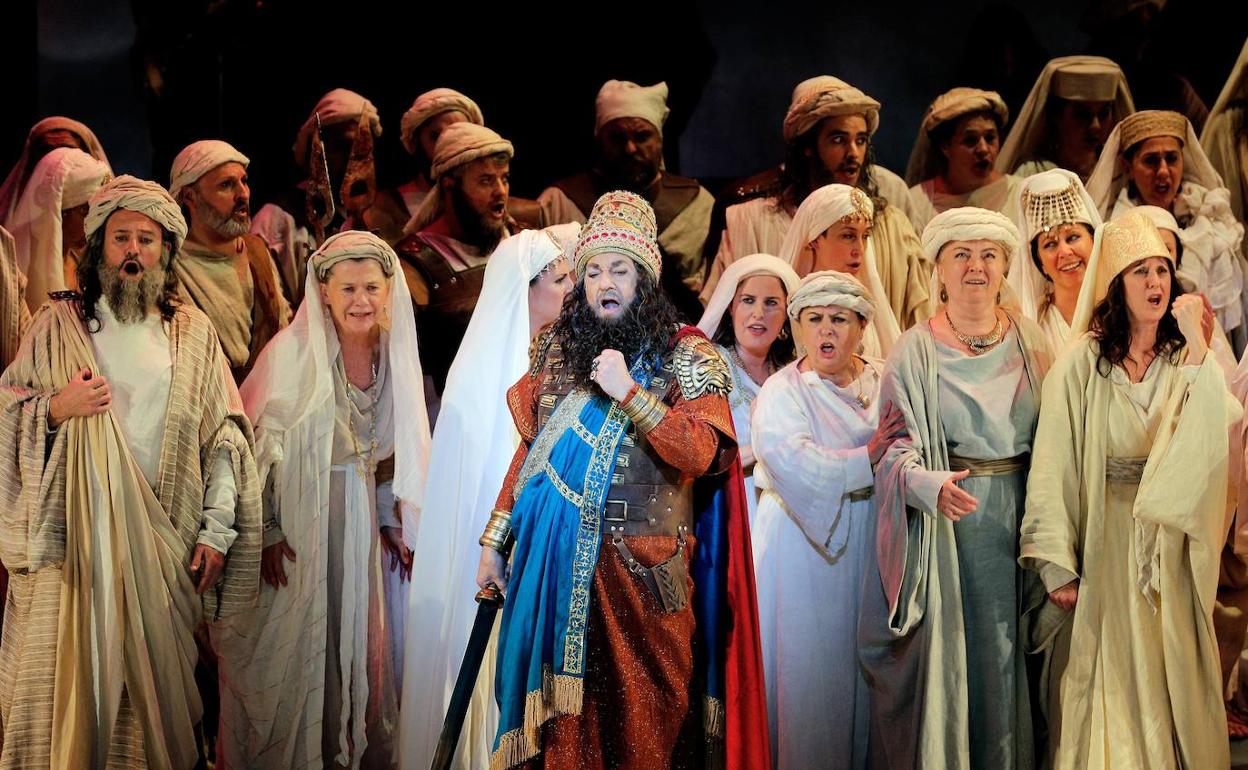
[673,335,732,400]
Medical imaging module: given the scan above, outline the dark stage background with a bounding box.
[4,0,1247,206]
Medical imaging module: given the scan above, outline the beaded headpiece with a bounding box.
[573,190,662,280]
[1020,174,1095,242]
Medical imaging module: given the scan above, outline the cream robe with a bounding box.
[751,358,881,769]
[1020,337,1238,769]
[0,300,261,769]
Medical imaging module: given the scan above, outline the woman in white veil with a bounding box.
[777,183,902,358]
[214,230,431,769]
[400,224,579,770]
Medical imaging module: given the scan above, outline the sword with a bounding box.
[429,580,505,770]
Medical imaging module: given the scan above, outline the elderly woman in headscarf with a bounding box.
[858,206,1052,770]
[905,88,1021,232]
[7,146,110,311]
[778,183,903,357]
[749,270,902,769]
[1006,168,1103,352]
[1020,211,1238,769]
[0,116,109,228]
[400,223,578,770]
[696,252,800,524]
[213,230,431,769]
[1086,109,1247,352]
[997,56,1135,181]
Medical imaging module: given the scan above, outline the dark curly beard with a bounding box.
[551,271,683,382]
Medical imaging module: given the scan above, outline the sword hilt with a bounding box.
[475,582,503,606]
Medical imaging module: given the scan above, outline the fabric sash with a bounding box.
[492,356,654,768]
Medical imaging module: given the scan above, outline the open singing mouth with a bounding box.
[121,260,142,276]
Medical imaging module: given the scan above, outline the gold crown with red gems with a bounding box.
[573,190,663,280]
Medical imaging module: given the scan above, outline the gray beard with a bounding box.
[196,199,251,239]
[98,262,166,324]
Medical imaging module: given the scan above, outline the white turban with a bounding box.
[595,80,670,136]
[403,123,515,235]
[293,88,381,169]
[697,253,800,340]
[782,76,881,142]
[85,175,189,255]
[168,139,250,199]
[921,205,1020,265]
[787,269,876,321]
[400,88,484,155]
[310,229,398,282]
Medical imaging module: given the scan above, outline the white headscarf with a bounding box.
[230,229,430,768]
[1085,110,1226,219]
[1006,169,1103,322]
[997,56,1135,175]
[399,224,577,768]
[0,116,110,227]
[400,88,485,155]
[696,253,800,340]
[84,175,188,254]
[905,87,1009,185]
[777,183,902,355]
[7,147,110,311]
[595,80,670,136]
[168,139,250,199]
[293,88,381,170]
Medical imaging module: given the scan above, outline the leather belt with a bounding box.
[600,483,693,538]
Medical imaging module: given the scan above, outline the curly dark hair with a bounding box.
[75,227,182,332]
[776,121,886,216]
[1089,263,1187,376]
[548,269,683,381]
[712,307,795,371]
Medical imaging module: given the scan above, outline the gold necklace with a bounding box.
[946,310,1003,355]
[729,344,773,387]
[823,357,871,409]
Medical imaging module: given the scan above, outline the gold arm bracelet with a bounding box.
[621,388,668,433]
[479,509,513,552]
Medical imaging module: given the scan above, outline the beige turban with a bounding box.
[403,123,515,235]
[595,80,670,136]
[1117,109,1187,153]
[922,87,1009,134]
[310,229,397,281]
[168,140,250,199]
[85,175,188,254]
[400,88,484,155]
[429,122,513,180]
[921,206,1020,265]
[293,88,381,168]
[787,269,876,321]
[782,76,881,142]
[573,190,662,280]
